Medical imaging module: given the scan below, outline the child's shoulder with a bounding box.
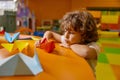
[87,42,98,46]
[87,42,100,55]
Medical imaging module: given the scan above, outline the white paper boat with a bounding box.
[0,52,43,76]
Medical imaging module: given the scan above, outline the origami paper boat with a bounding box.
[4,32,20,43]
[0,52,43,76]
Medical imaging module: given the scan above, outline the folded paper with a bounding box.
[37,38,55,53]
[5,32,20,43]
[1,44,14,52]
[1,42,29,52]
[31,36,41,40]
[0,42,43,76]
[0,52,43,76]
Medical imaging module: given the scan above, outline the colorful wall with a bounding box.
[71,0,120,11]
[24,0,120,26]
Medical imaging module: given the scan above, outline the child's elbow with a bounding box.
[79,49,89,58]
[70,44,97,59]
[76,48,97,59]
[74,48,89,58]
[85,48,97,59]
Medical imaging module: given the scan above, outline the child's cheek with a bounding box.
[61,36,69,44]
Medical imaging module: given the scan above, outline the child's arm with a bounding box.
[35,31,61,47]
[70,44,97,59]
[43,31,61,42]
[60,35,70,48]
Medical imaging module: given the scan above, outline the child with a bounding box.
[36,10,100,71]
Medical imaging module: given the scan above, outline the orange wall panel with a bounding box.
[27,0,71,26]
[88,11,101,18]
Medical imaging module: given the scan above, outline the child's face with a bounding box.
[63,27,81,45]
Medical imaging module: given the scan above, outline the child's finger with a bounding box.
[35,40,40,47]
[40,37,47,43]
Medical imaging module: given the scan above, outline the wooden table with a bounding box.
[0,35,95,80]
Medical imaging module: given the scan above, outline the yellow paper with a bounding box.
[101,15,119,24]
[31,36,41,40]
[15,42,29,52]
[1,42,29,52]
[1,43,14,52]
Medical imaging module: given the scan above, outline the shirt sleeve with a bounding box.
[87,42,100,56]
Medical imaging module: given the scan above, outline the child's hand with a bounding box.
[60,36,70,48]
[35,38,55,53]
[35,38,47,47]
[35,40,41,47]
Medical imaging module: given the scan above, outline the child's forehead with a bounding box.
[62,22,80,32]
[64,26,76,32]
